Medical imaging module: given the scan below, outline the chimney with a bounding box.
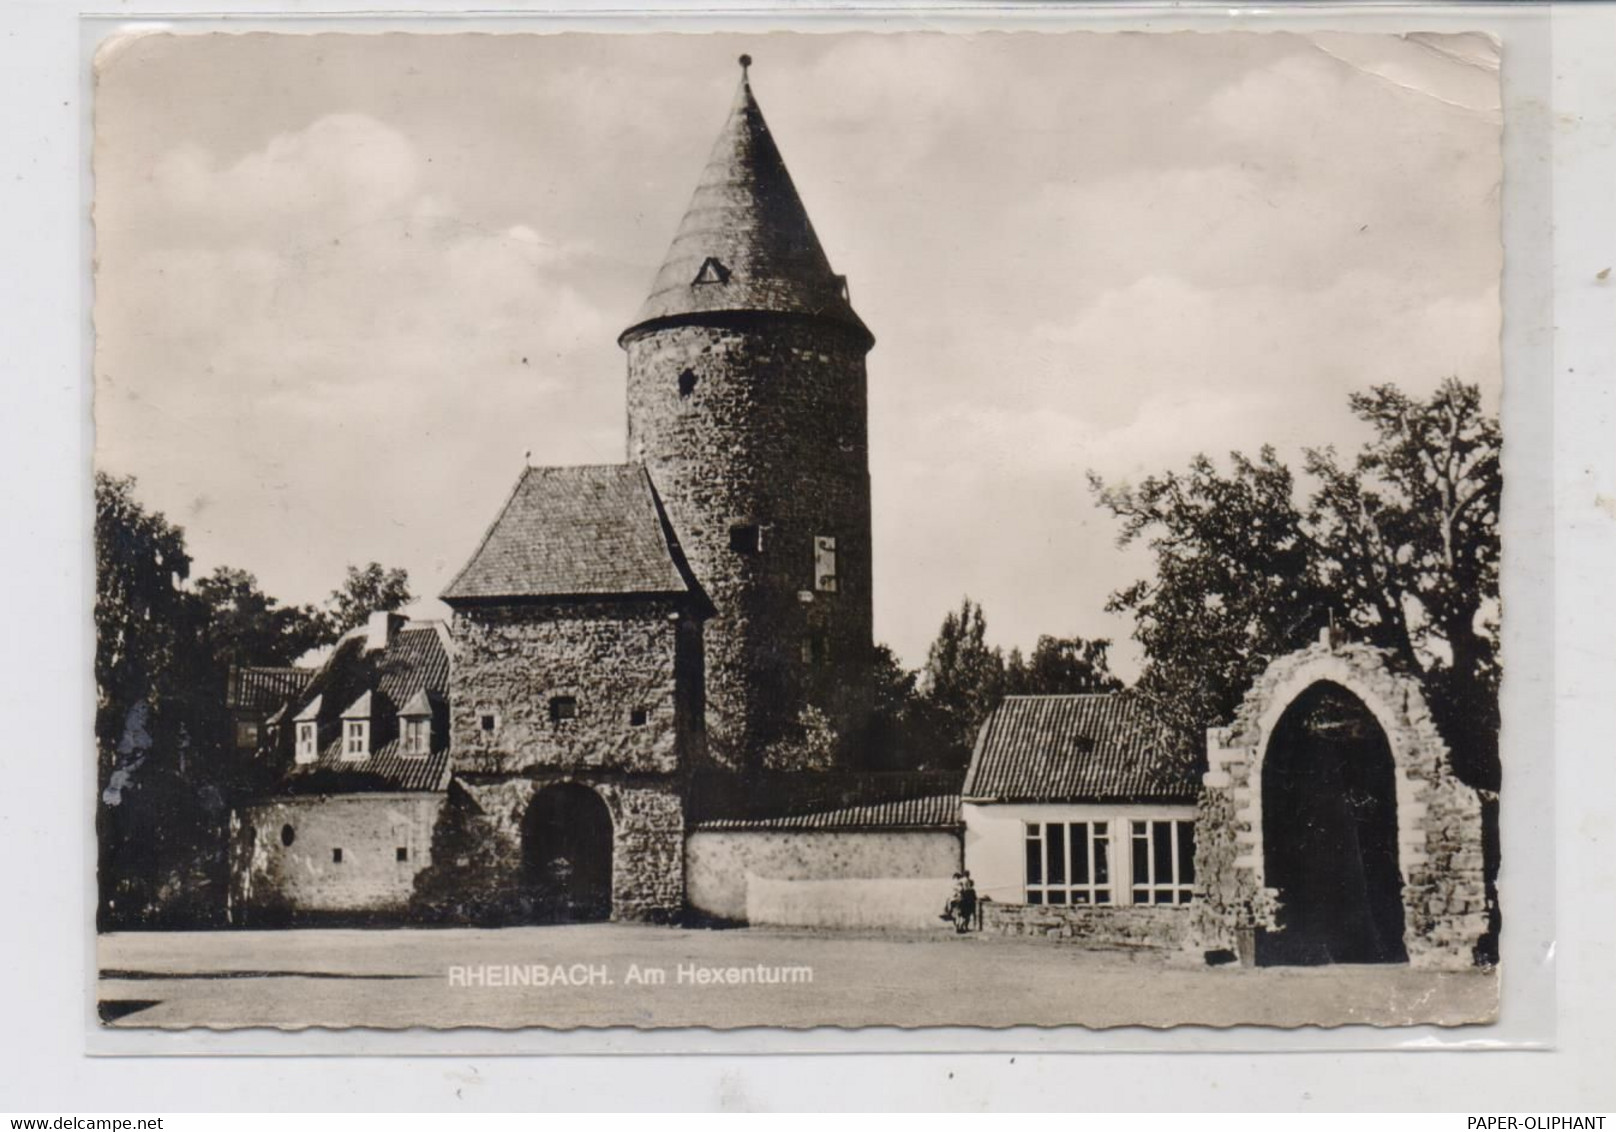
[367,610,406,652]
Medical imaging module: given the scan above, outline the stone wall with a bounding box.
[982,902,1195,951]
[1196,641,1489,969]
[229,793,443,923]
[449,598,701,776]
[685,828,961,925]
[412,775,685,923]
[624,316,874,768]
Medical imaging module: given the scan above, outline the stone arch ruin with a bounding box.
[1194,639,1489,969]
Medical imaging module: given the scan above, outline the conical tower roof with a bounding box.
[620,57,871,346]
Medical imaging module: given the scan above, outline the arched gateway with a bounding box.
[521,783,614,923]
[1194,639,1489,969]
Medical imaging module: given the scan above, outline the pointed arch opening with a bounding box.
[1257,680,1408,965]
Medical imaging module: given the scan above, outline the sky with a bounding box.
[92,30,1502,678]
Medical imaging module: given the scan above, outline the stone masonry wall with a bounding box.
[1197,641,1489,969]
[229,793,444,923]
[624,316,874,769]
[449,598,699,777]
[982,902,1195,951]
[415,775,685,923]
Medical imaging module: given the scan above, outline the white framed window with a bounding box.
[814,535,838,593]
[1024,821,1112,905]
[1131,819,1196,905]
[295,722,318,763]
[343,719,369,760]
[403,717,430,755]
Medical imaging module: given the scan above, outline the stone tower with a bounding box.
[620,57,875,770]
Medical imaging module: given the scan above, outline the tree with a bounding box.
[1306,379,1501,790]
[1005,635,1125,696]
[325,562,412,635]
[1091,379,1500,790]
[918,597,1006,767]
[194,566,331,670]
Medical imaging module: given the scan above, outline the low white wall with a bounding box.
[685,829,962,929]
[747,877,952,931]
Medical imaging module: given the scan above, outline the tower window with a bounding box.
[678,369,698,398]
[280,824,295,847]
[814,535,839,593]
[549,696,578,723]
[332,848,343,864]
[629,707,649,727]
[802,633,830,666]
[729,524,763,554]
[396,846,410,863]
[693,256,731,285]
[480,713,498,733]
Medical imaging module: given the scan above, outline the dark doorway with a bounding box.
[1258,682,1408,965]
[521,784,614,923]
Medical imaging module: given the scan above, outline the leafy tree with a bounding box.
[1005,635,1125,696]
[194,566,331,670]
[1091,378,1500,790]
[1306,380,1501,790]
[326,562,413,636]
[918,597,1006,767]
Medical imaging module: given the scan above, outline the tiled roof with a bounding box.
[692,793,961,831]
[962,695,1197,803]
[289,738,451,793]
[621,68,870,346]
[374,625,451,704]
[227,666,313,713]
[442,465,693,602]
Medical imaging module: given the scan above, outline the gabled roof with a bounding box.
[962,695,1197,804]
[340,690,375,719]
[397,688,435,717]
[442,464,695,603]
[692,794,961,832]
[227,666,314,713]
[620,61,870,346]
[292,694,322,724]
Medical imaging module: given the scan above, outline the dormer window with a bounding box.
[292,695,323,763]
[403,716,430,756]
[339,691,374,762]
[398,689,434,757]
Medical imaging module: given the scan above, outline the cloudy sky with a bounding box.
[93,30,1501,676]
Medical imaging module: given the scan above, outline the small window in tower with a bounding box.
[693,256,731,285]
[549,695,578,723]
[480,713,498,733]
[814,535,839,593]
[396,846,410,863]
[332,847,344,864]
[629,707,649,727]
[729,524,763,554]
[802,633,830,666]
[678,368,698,398]
[280,824,295,848]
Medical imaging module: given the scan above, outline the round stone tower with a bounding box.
[620,57,875,771]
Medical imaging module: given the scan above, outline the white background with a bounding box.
[1,0,1611,1111]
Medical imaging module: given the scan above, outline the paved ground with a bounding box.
[97,924,1497,1031]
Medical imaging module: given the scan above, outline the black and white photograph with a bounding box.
[90,28,1505,1031]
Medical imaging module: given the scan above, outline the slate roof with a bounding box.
[226,666,313,713]
[692,794,961,831]
[621,64,871,346]
[962,695,1197,803]
[441,465,694,603]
